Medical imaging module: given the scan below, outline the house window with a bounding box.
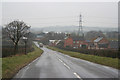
[81,42,83,43]
[80,44,82,47]
[73,41,75,43]
[77,41,79,43]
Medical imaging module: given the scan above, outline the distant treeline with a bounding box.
[56,46,119,58]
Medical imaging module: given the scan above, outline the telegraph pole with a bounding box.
[78,14,83,37]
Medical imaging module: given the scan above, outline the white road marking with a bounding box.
[26,67,29,70]
[21,67,29,78]
[58,58,63,62]
[57,57,82,79]
[27,57,39,66]
[58,58,70,69]
[73,72,82,80]
[103,66,111,69]
[32,59,37,63]
[63,63,70,69]
[28,63,31,66]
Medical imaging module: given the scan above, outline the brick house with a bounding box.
[109,41,118,50]
[89,36,109,49]
[64,36,73,47]
[64,35,88,48]
[72,36,88,48]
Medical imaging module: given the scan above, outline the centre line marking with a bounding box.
[58,58,70,69]
[58,58,63,62]
[73,72,82,80]
[63,63,70,69]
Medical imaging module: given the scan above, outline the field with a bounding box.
[2,44,43,79]
[47,46,119,69]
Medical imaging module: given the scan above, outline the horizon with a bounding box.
[1,2,118,28]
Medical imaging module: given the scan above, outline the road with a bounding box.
[14,42,119,79]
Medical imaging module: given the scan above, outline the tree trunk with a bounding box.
[14,43,18,55]
[25,41,27,55]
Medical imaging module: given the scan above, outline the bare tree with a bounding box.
[5,20,30,54]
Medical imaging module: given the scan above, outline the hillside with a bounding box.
[31,26,118,33]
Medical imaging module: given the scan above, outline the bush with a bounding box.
[56,46,118,58]
[2,45,34,57]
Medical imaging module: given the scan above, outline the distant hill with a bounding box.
[31,26,118,33]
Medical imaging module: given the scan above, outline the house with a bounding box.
[34,38,41,41]
[86,40,95,49]
[72,36,88,48]
[49,40,61,46]
[90,36,109,49]
[34,32,46,41]
[64,34,88,48]
[37,32,46,38]
[109,41,118,50]
[64,35,73,48]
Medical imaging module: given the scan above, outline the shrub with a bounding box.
[56,46,118,58]
[2,45,34,57]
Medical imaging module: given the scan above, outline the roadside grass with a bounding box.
[0,58,2,79]
[47,46,119,69]
[2,44,43,79]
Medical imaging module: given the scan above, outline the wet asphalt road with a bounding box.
[14,42,119,79]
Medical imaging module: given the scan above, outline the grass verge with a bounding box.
[47,46,119,69]
[2,44,43,79]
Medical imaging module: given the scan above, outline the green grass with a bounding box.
[0,58,2,79]
[2,44,43,78]
[47,46,119,69]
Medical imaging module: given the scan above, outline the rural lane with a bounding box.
[13,42,119,79]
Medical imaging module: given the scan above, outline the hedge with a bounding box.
[56,46,119,58]
[2,45,34,57]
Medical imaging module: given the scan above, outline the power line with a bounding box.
[26,20,117,25]
[2,15,118,20]
[2,15,117,27]
[83,16,117,20]
[28,21,78,24]
[2,16,78,20]
[83,21,118,24]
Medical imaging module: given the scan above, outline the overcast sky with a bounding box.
[2,2,118,28]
